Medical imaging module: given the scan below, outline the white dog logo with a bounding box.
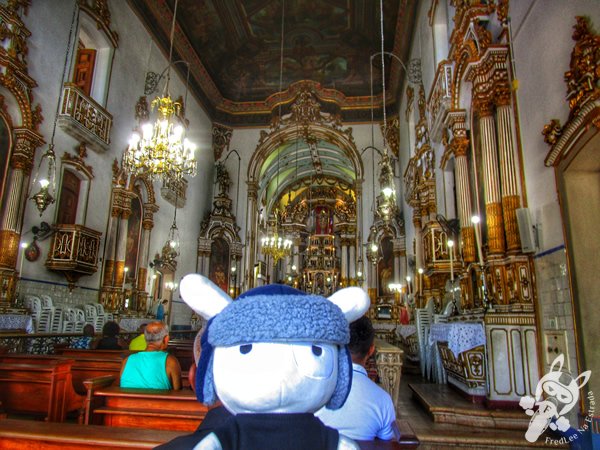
[519,354,591,443]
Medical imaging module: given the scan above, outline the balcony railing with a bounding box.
[45,224,102,286]
[428,61,453,142]
[58,83,112,152]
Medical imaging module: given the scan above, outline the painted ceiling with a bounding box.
[129,0,417,126]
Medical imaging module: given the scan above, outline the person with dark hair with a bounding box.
[316,315,400,441]
[91,320,126,350]
[120,321,182,390]
[70,324,95,349]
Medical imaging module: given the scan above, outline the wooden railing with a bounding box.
[59,83,112,151]
[45,224,102,286]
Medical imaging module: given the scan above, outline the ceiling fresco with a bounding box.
[129,0,417,125]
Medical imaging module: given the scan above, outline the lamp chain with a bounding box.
[164,0,179,96]
[379,0,387,150]
[50,1,79,146]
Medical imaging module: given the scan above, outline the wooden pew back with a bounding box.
[87,385,207,432]
[0,358,81,422]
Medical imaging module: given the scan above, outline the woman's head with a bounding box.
[102,320,120,337]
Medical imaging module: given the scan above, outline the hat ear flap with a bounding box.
[180,274,232,320]
[328,287,370,323]
[326,345,353,409]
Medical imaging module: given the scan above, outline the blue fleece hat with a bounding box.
[196,284,353,410]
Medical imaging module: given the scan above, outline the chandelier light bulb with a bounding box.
[382,187,393,197]
[471,215,480,224]
[448,239,454,248]
[39,179,49,188]
[406,276,411,282]
[371,243,378,252]
[291,265,297,271]
[418,268,424,275]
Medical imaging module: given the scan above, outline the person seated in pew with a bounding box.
[91,320,127,350]
[154,324,233,449]
[128,323,148,351]
[316,315,400,441]
[70,324,95,349]
[119,321,182,390]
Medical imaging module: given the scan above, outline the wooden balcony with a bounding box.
[58,83,112,153]
[45,224,102,287]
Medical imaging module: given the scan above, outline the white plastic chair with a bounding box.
[415,298,434,379]
[50,307,64,334]
[40,294,54,310]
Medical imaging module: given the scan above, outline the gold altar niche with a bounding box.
[303,234,338,295]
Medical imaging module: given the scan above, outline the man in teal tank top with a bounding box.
[120,321,182,390]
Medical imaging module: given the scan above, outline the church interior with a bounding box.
[0,0,599,448]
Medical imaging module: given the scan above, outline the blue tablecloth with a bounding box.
[429,322,485,357]
[0,314,33,333]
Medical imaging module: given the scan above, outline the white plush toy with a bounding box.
[179,274,371,450]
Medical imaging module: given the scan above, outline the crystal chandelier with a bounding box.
[261,228,292,264]
[123,0,197,182]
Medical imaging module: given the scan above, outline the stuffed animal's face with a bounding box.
[179,275,371,415]
[214,342,338,414]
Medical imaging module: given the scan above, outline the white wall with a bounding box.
[17,0,213,327]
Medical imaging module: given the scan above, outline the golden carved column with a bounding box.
[0,129,42,305]
[102,207,120,288]
[0,129,40,270]
[446,111,476,263]
[244,181,258,289]
[136,204,157,312]
[475,98,505,256]
[495,82,522,253]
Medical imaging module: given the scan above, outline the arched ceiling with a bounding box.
[260,137,355,212]
[129,0,418,126]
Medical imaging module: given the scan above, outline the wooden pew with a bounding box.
[85,384,208,431]
[0,353,123,396]
[0,418,418,450]
[55,348,132,358]
[0,418,187,449]
[0,358,83,422]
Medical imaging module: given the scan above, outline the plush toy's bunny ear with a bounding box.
[179,274,232,320]
[328,287,370,323]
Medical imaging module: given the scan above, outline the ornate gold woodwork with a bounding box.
[485,201,505,255]
[137,267,147,291]
[544,17,600,166]
[565,17,600,118]
[212,123,232,161]
[438,342,486,394]
[428,61,453,141]
[0,229,18,269]
[114,260,125,287]
[77,0,118,47]
[380,117,399,157]
[45,224,102,288]
[502,195,521,252]
[0,1,43,132]
[12,128,43,173]
[102,259,115,287]
[58,83,113,152]
[462,226,476,264]
[405,85,414,122]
